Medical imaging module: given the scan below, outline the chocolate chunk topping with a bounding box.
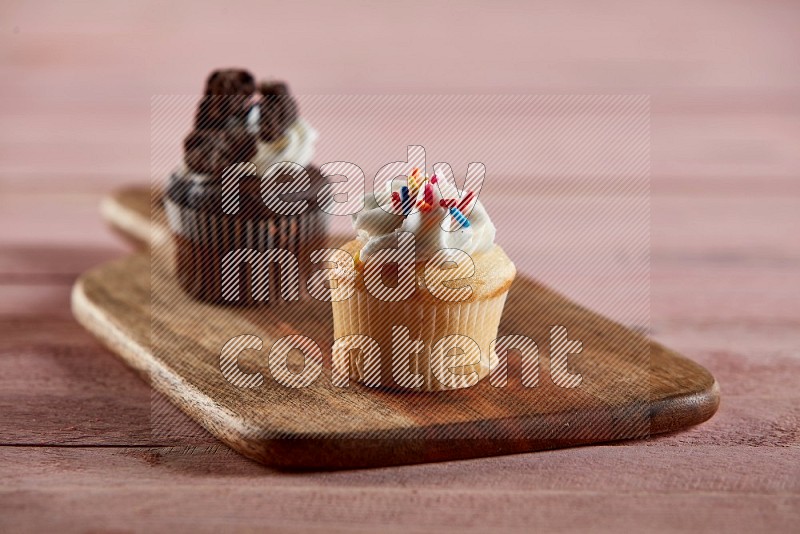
[259,81,290,96]
[194,69,256,130]
[194,95,247,130]
[258,83,299,142]
[205,69,256,96]
[193,73,300,138]
[183,128,257,177]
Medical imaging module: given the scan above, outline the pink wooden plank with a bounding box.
[0,1,798,529]
[0,318,209,446]
[2,103,798,183]
[3,440,799,494]
[0,246,124,280]
[0,285,74,318]
[2,1,799,194]
[1,447,797,533]
[0,193,125,249]
[3,1,799,95]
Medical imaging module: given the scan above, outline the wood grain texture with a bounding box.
[100,186,152,249]
[68,188,718,469]
[0,316,214,446]
[1,312,793,449]
[2,446,798,533]
[3,0,799,529]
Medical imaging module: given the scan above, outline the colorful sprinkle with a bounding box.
[439,198,457,209]
[391,191,401,210]
[458,190,475,213]
[449,207,471,228]
[400,186,410,214]
[408,173,419,192]
[424,183,434,206]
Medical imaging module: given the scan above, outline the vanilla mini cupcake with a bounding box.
[331,170,516,391]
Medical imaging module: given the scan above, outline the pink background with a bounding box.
[2,0,799,185]
[4,0,798,319]
[1,1,799,532]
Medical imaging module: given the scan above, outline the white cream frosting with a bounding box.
[178,117,318,183]
[251,117,318,171]
[353,175,496,262]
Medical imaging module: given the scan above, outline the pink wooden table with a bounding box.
[1,1,798,531]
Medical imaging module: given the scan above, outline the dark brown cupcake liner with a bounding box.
[164,196,328,306]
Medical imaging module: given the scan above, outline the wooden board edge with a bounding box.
[96,184,721,428]
[87,185,723,468]
[70,265,273,464]
[650,378,720,435]
[100,188,151,249]
[71,258,721,470]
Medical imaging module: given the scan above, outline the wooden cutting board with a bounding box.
[72,187,719,469]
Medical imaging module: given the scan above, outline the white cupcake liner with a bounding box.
[331,286,508,391]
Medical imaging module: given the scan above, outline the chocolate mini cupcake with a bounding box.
[164,69,328,305]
